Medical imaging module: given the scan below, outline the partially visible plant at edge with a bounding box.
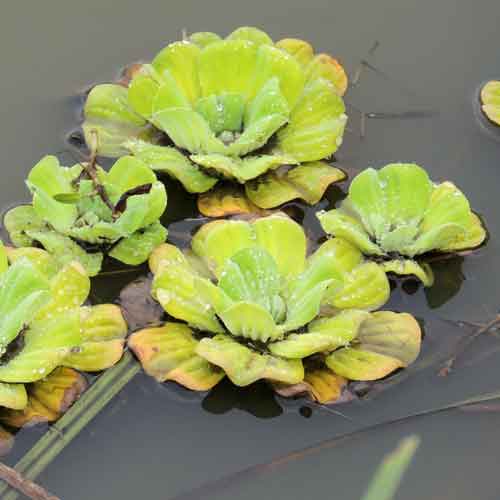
[317,163,487,287]
[128,214,422,404]
[480,80,500,125]
[4,137,168,276]
[82,26,348,209]
[0,241,127,453]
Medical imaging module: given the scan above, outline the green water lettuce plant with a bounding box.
[82,26,348,208]
[0,242,128,413]
[4,152,168,276]
[317,163,487,286]
[128,214,421,397]
[481,80,500,125]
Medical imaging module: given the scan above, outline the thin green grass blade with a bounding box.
[361,435,420,500]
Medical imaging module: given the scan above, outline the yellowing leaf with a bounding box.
[128,323,224,390]
[0,367,87,428]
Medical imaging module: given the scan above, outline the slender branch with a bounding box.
[0,463,59,500]
[81,130,118,218]
[0,352,140,500]
[439,314,500,376]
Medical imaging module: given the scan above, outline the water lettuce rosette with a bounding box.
[4,154,168,276]
[82,26,348,208]
[480,80,500,125]
[317,163,487,286]
[0,242,127,419]
[128,214,421,401]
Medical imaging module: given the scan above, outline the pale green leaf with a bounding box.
[191,219,255,276]
[226,27,273,46]
[249,44,305,108]
[151,42,201,104]
[197,40,258,99]
[0,259,50,348]
[25,230,103,277]
[153,107,227,154]
[195,93,245,135]
[381,259,434,287]
[196,334,303,386]
[109,221,167,266]
[0,312,82,383]
[218,247,283,319]
[277,78,347,161]
[125,139,217,193]
[253,214,306,279]
[218,301,280,342]
[3,205,46,247]
[327,262,390,311]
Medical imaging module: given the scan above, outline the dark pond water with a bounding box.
[1,0,500,498]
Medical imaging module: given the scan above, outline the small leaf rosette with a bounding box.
[4,155,168,276]
[0,242,127,417]
[480,80,500,125]
[129,214,421,400]
[317,163,487,286]
[82,26,348,208]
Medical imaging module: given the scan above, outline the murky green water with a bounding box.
[1,0,500,498]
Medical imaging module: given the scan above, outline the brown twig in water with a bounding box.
[351,62,364,86]
[0,462,60,500]
[439,314,500,376]
[83,130,118,218]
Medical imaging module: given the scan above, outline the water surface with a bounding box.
[1,1,500,498]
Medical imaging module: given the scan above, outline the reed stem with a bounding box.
[0,351,140,500]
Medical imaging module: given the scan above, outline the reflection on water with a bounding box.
[425,257,465,309]
[203,379,283,419]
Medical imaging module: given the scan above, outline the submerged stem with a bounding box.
[0,351,140,500]
[439,314,500,376]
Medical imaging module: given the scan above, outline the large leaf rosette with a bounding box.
[0,242,127,416]
[82,26,348,208]
[317,163,487,286]
[129,214,421,399]
[4,155,168,276]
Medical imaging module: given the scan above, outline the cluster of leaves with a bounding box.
[82,26,348,208]
[318,163,487,286]
[0,29,489,454]
[4,154,168,276]
[0,242,127,450]
[128,214,421,400]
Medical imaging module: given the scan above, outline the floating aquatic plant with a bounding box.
[0,242,127,418]
[128,214,421,400]
[4,151,168,276]
[480,80,500,125]
[82,26,348,208]
[317,163,486,286]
